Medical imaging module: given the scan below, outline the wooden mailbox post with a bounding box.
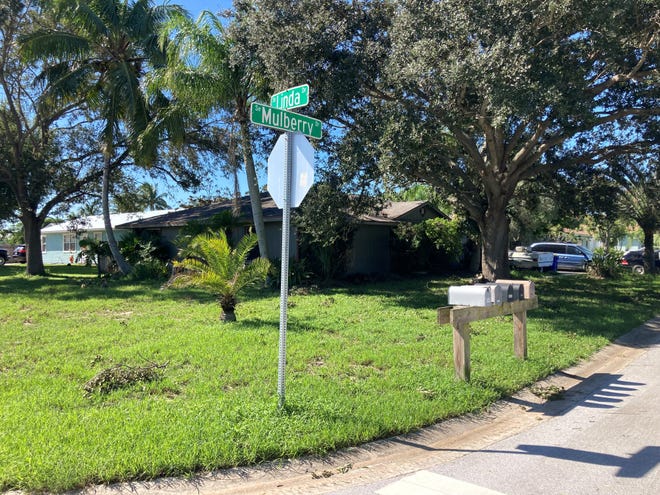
[438,293,538,382]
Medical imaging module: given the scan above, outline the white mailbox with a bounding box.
[448,285,493,307]
[496,279,534,299]
[491,283,515,302]
[476,284,503,305]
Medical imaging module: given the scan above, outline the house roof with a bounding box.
[359,200,448,225]
[117,193,282,229]
[115,193,448,230]
[41,210,176,234]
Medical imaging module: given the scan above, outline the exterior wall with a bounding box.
[264,222,298,260]
[41,229,132,264]
[130,224,297,261]
[346,225,391,274]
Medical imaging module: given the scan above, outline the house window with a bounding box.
[63,233,77,252]
[41,236,46,253]
[84,232,104,243]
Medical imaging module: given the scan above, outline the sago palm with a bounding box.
[171,231,271,322]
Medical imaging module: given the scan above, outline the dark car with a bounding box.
[529,242,593,271]
[0,248,7,265]
[12,244,26,263]
[621,249,660,275]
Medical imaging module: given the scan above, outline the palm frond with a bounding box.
[172,232,269,305]
[21,30,91,61]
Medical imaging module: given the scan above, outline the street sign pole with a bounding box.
[277,131,293,409]
[252,84,322,410]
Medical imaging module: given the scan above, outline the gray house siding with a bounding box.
[346,225,392,274]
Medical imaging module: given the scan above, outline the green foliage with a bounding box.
[170,231,271,321]
[129,259,170,281]
[77,238,113,276]
[0,266,658,492]
[113,182,170,213]
[422,217,463,261]
[119,231,171,265]
[238,0,659,280]
[588,248,624,279]
[268,257,315,288]
[393,217,464,273]
[84,362,167,396]
[177,211,239,246]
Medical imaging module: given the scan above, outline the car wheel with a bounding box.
[632,265,645,275]
[0,257,5,266]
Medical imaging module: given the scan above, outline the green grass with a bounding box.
[0,265,658,492]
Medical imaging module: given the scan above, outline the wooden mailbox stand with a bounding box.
[437,296,538,381]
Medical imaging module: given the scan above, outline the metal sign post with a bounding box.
[251,85,322,409]
[277,132,293,409]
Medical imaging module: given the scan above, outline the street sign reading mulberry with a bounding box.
[250,85,323,409]
[250,102,322,139]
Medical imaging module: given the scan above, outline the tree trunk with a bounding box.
[228,130,241,216]
[478,205,511,281]
[238,118,269,259]
[22,210,46,276]
[220,309,237,322]
[642,226,656,275]
[102,155,132,275]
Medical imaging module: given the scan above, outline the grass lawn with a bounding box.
[0,264,658,492]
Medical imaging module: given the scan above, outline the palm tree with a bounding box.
[138,183,169,211]
[22,0,182,275]
[170,231,271,322]
[154,10,271,258]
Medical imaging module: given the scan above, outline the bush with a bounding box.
[268,257,315,288]
[588,248,624,278]
[129,259,170,281]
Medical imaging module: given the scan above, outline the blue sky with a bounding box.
[165,0,234,19]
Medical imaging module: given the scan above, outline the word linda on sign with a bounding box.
[270,84,309,110]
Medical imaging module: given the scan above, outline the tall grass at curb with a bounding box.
[0,264,658,492]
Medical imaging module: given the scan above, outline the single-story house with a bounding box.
[117,193,290,260]
[40,210,175,264]
[38,194,447,274]
[117,192,447,275]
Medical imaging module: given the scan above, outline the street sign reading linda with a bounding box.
[270,84,309,110]
[250,102,322,139]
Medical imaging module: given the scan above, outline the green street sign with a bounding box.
[270,84,309,110]
[251,102,322,139]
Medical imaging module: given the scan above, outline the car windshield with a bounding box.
[579,246,593,257]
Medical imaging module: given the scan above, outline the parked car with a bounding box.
[620,249,660,275]
[12,244,26,263]
[0,248,7,265]
[529,242,593,271]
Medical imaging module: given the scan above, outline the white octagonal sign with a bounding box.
[267,133,315,209]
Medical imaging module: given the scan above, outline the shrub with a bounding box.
[129,259,170,281]
[588,248,624,278]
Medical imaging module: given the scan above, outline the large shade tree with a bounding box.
[22,0,185,275]
[0,0,119,275]
[236,0,659,280]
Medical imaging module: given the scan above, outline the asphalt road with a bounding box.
[329,317,660,495]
